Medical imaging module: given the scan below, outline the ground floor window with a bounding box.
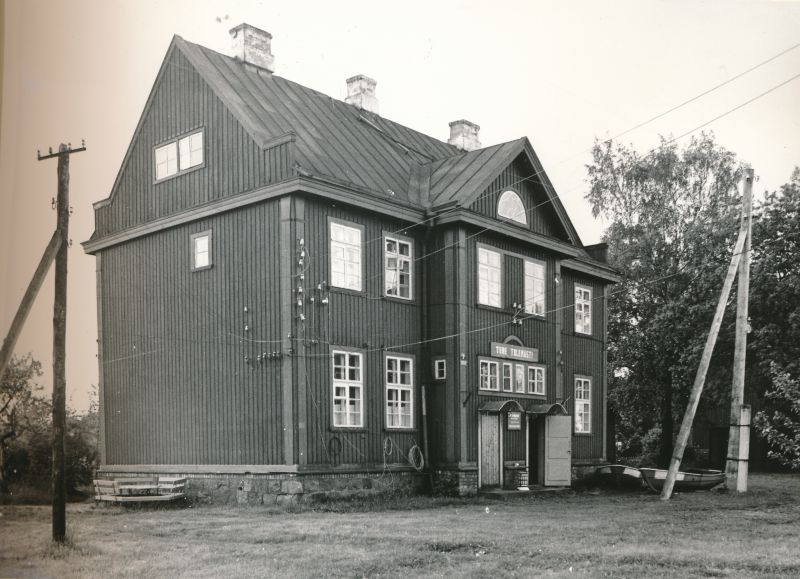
[479,359,500,391]
[386,355,413,429]
[528,365,545,395]
[481,358,545,397]
[332,351,363,427]
[575,376,591,433]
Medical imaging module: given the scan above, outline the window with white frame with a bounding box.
[497,190,527,225]
[575,377,592,433]
[479,359,499,391]
[528,365,545,395]
[502,362,513,392]
[155,130,204,181]
[386,355,413,429]
[191,231,212,271]
[330,221,362,291]
[575,284,592,334]
[478,247,502,307]
[434,359,446,381]
[332,351,363,427]
[385,236,412,299]
[514,363,526,393]
[525,260,546,316]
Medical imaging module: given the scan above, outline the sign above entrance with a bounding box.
[507,411,522,430]
[491,342,538,363]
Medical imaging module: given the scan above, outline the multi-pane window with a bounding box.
[478,247,502,307]
[575,284,592,335]
[385,236,412,299]
[191,231,212,271]
[514,364,526,393]
[525,260,546,316]
[155,130,204,181]
[330,222,362,291]
[332,351,363,427]
[502,363,513,392]
[528,365,545,395]
[575,377,592,433]
[497,190,527,225]
[386,356,413,429]
[479,359,499,391]
[434,359,446,381]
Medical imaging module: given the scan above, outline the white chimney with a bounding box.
[229,23,275,74]
[448,119,481,152]
[345,75,379,114]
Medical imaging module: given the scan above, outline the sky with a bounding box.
[1,0,799,413]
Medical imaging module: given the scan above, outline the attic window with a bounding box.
[497,190,527,225]
[155,130,204,181]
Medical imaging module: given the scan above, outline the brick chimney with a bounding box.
[448,120,481,152]
[229,24,275,74]
[345,75,379,114]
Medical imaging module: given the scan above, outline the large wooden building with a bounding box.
[83,24,618,501]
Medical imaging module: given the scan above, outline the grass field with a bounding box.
[1,473,799,578]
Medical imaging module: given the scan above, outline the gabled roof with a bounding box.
[176,36,458,208]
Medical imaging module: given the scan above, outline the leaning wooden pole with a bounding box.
[660,228,747,501]
[0,231,62,379]
[51,144,70,542]
[726,168,754,492]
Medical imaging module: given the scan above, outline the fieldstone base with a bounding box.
[97,470,425,506]
[431,469,478,496]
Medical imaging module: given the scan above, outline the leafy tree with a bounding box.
[585,133,744,467]
[0,355,50,492]
[750,168,800,468]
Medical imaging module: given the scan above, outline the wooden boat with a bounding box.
[639,467,725,492]
[595,464,643,489]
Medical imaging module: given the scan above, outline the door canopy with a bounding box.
[478,399,525,414]
[526,402,569,416]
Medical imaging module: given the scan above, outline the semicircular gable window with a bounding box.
[497,190,527,225]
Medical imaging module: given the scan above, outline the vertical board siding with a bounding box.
[468,157,567,241]
[95,49,292,238]
[561,272,607,460]
[101,200,284,465]
[300,198,424,467]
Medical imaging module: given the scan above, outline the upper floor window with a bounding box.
[497,190,527,225]
[525,260,546,316]
[575,284,592,335]
[479,359,499,391]
[332,350,363,428]
[478,247,502,307]
[575,376,592,433]
[330,221,362,291]
[386,355,414,429]
[190,231,212,271]
[155,130,204,181]
[385,236,412,299]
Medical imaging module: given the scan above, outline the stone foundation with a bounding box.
[98,469,425,506]
[431,469,478,496]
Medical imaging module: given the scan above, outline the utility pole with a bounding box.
[38,142,85,543]
[726,168,754,492]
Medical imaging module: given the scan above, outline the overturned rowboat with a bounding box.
[639,467,726,493]
[596,464,643,489]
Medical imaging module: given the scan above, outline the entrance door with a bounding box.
[479,413,501,487]
[544,415,572,486]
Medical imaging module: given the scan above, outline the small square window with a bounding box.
[191,231,212,271]
[434,359,446,381]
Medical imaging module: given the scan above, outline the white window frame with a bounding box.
[155,129,204,181]
[433,359,446,381]
[386,355,414,429]
[514,363,526,394]
[384,235,413,300]
[527,365,545,396]
[330,220,363,292]
[497,190,528,225]
[575,284,593,335]
[478,247,502,308]
[502,362,513,392]
[524,260,546,316]
[575,376,592,434]
[190,230,212,271]
[332,350,364,428]
[479,359,499,391]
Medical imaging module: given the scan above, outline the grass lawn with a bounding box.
[1,473,799,578]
